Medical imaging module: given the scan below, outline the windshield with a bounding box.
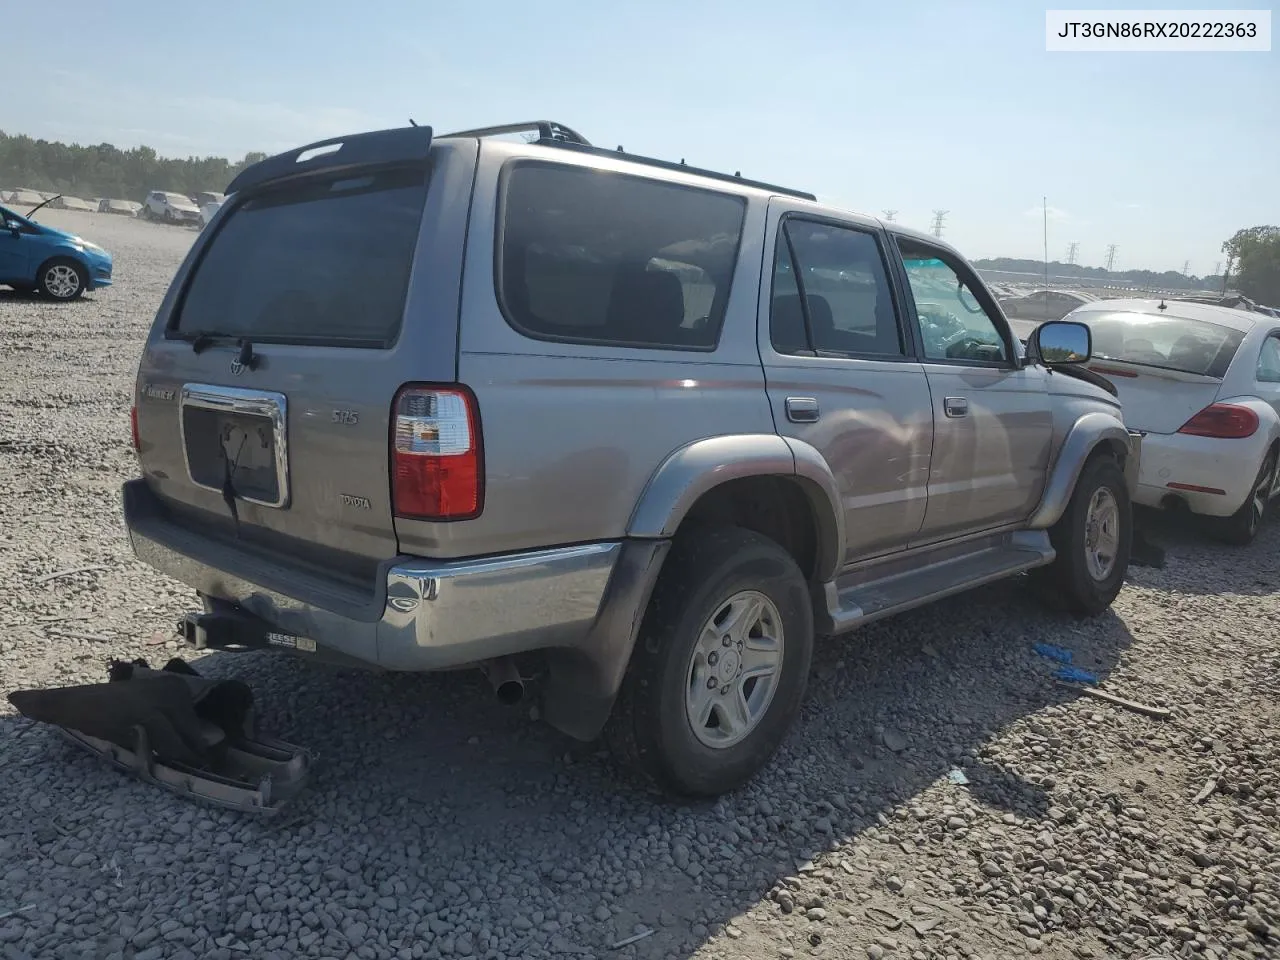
[172,165,429,347]
[1,205,32,227]
[1079,310,1246,378]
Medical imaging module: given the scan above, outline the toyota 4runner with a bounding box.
[124,121,1140,798]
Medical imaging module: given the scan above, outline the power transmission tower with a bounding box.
[1182,260,1190,276]
[1104,244,1118,272]
[930,210,948,238]
[1213,261,1222,277]
[1066,242,1080,265]
[882,209,897,221]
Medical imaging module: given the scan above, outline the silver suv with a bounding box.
[124,121,1140,798]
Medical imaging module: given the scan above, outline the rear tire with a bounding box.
[1215,449,1276,546]
[604,526,814,799]
[1033,453,1131,616]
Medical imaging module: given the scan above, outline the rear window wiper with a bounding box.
[177,331,259,369]
[176,330,234,353]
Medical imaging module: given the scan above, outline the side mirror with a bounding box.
[1027,319,1091,365]
[5,221,20,238]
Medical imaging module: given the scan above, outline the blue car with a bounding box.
[0,196,113,300]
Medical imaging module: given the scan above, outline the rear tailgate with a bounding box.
[133,128,472,593]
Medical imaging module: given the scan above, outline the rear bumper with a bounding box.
[1132,430,1266,518]
[121,478,623,671]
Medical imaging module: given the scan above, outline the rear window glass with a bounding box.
[173,166,428,347]
[1080,311,1246,378]
[499,162,746,350]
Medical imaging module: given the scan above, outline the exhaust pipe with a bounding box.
[483,657,525,706]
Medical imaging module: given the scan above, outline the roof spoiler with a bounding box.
[226,125,434,195]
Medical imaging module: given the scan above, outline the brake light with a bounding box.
[391,386,483,520]
[1177,402,1259,439]
[130,404,140,452]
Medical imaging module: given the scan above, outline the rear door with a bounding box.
[133,129,473,583]
[759,204,934,563]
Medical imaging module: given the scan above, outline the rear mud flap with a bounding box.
[8,658,313,815]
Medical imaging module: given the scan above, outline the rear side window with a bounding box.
[173,166,429,347]
[771,219,904,357]
[498,162,746,350]
[1081,310,1246,378]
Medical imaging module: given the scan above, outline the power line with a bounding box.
[882,209,898,221]
[1104,244,1118,272]
[930,210,948,238]
[1066,242,1080,265]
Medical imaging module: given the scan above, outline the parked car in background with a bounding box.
[194,191,225,207]
[1070,298,1280,544]
[141,191,201,224]
[123,121,1139,798]
[0,198,113,300]
[48,196,96,212]
[99,198,142,216]
[198,197,225,230]
[1002,288,1099,323]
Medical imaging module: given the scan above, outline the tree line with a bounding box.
[0,130,266,203]
[1222,227,1280,307]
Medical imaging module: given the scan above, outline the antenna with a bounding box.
[1066,241,1080,265]
[882,209,898,221]
[930,209,948,238]
[1104,244,1118,272]
[1043,197,1049,290]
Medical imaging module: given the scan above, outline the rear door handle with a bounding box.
[785,397,819,423]
[944,396,969,418]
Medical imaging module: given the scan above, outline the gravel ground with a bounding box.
[1,209,1277,960]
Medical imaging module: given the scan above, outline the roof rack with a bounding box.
[440,120,817,202]
[439,120,592,146]
[543,140,817,202]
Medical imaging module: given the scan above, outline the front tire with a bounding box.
[1034,453,1132,616]
[36,258,87,301]
[605,526,814,799]
[1215,449,1276,546]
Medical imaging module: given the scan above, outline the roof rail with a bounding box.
[439,120,592,146]
[544,140,817,202]
[439,119,816,201]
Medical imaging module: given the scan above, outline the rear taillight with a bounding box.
[1177,402,1259,439]
[391,385,483,520]
[130,404,140,452]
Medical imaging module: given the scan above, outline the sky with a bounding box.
[6,0,1277,273]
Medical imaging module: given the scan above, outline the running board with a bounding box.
[819,530,1056,635]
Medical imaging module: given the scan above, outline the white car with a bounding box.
[198,198,224,230]
[1069,298,1280,544]
[142,190,201,224]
